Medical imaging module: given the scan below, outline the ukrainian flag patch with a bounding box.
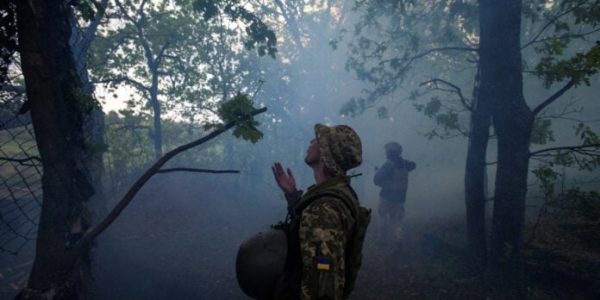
[316,257,332,271]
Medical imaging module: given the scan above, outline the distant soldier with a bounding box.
[373,142,416,247]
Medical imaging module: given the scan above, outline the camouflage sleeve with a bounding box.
[298,198,350,300]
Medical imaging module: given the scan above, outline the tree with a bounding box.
[10,0,275,298]
[90,0,276,159]
[343,0,600,283]
[483,0,600,289]
[91,0,201,158]
[15,1,98,298]
[479,0,529,287]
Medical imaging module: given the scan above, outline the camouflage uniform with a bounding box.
[373,143,416,244]
[277,124,362,300]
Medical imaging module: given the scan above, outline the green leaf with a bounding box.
[575,123,600,145]
[531,119,555,145]
[77,1,96,22]
[532,165,559,197]
[217,92,264,144]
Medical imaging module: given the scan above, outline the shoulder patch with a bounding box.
[316,257,332,271]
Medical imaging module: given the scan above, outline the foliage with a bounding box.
[575,122,600,145]
[103,109,226,192]
[533,123,600,182]
[0,1,17,85]
[531,118,555,145]
[104,110,155,186]
[341,0,478,121]
[343,0,600,145]
[213,92,264,144]
[535,41,600,87]
[192,0,277,58]
[532,123,600,172]
[76,0,107,22]
[90,0,276,129]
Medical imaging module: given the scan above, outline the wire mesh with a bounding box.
[0,91,41,255]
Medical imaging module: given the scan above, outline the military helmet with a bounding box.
[236,228,287,300]
[314,124,362,176]
[384,142,402,155]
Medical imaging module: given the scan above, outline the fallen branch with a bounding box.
[157,168,239,174]
[76,106,267,250]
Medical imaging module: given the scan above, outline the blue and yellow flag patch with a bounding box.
[316,258,332,271]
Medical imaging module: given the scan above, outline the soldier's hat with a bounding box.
[384,142,402,154]
[314,123,362,176]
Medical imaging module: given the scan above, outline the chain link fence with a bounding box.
[0,90,41,255]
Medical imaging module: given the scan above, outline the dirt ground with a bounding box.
[2,173,598,299]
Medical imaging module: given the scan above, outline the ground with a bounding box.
[1,172,598,299]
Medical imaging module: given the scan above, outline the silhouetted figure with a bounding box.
[373,142,416,250]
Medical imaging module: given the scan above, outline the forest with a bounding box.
[0,0,599,299]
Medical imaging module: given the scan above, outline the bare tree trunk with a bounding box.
[16,1,96,298]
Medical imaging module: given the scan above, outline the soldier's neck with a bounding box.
[312,162,331,185]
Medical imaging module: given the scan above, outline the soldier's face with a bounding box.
[304,138,321,165]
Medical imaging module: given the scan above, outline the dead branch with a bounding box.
[76,106,267,250]
[157,168,239,174]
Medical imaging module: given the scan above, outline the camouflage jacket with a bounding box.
[281,176,358,300]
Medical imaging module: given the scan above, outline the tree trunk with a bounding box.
[464,66,490,269]
[479,0,532,292]
[16,1,96,298]
[150,71,163,159]
[70,0,108,218]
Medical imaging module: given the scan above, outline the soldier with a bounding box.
[270,124,367,300]
[373,142,416,248]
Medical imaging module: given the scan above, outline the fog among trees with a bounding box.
[1,0,599,299]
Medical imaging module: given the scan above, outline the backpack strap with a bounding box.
[292,187,359,223]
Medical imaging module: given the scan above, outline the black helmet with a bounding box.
[236,228,287,299]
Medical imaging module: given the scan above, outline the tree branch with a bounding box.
[76,107,267,250]
[111,124,152,132]
[405,47,478,66]
[531,79,576,116]
[521,1,588,50]
[522,28,600,49]
[0,83,25,95]
[95,76,150,94]
[157,168,240,174]
[419,78,472,111]
[529,143,600,157]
